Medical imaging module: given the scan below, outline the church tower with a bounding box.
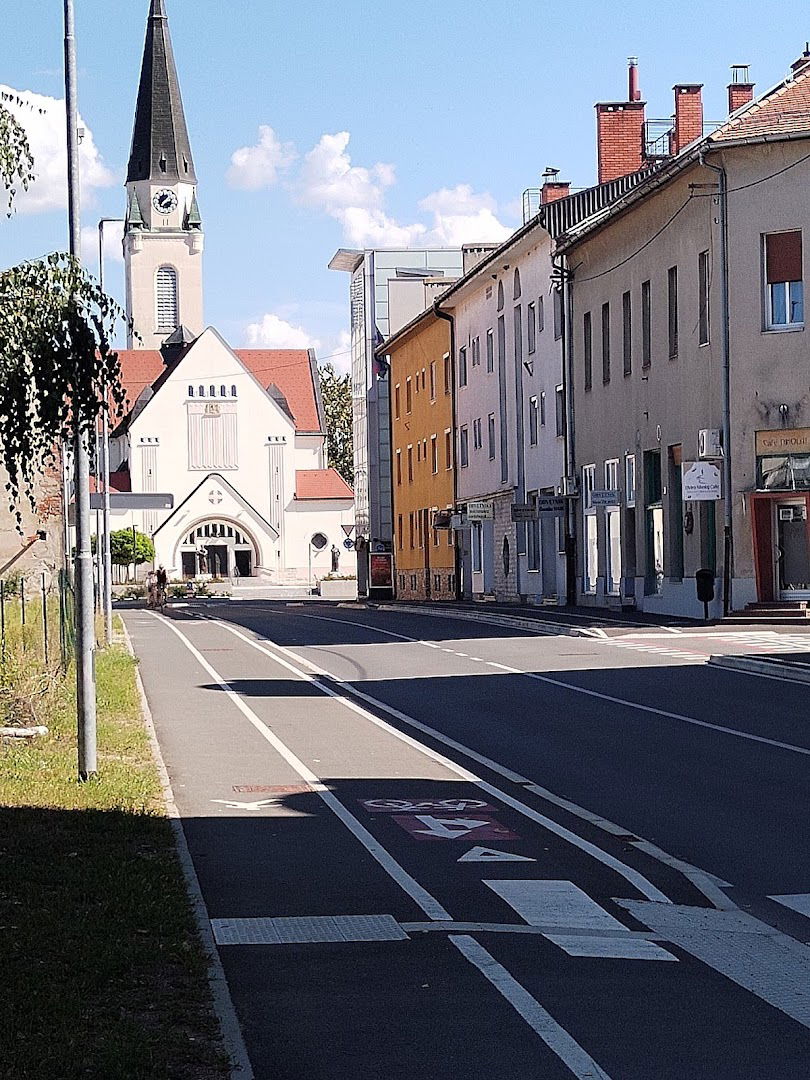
[124,0,204,350]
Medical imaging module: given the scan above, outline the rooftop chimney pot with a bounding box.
[728,65,755,113]
[791,45,810,75]
[672,83,704,154]
[628,57,641,102]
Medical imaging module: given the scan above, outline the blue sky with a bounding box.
[2,0,806,367]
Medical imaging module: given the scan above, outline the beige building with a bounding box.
[561,54,810,617]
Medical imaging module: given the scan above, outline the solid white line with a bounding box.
[211,619,670,904]
[121,620,255,1080]
[155,615,452,922]
[154,616,616,1073]
[450,935,614,1080]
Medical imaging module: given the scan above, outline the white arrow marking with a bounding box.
[212,798,280,811]
[412,815,490,839]
[458,847,536,863]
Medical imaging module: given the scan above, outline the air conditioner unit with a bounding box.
[698,428,723,459]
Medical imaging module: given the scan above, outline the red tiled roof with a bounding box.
[712,64,810,142]
[295,469,354,500]
[114,347,322,433]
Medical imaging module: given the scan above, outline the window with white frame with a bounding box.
[539,390,546,427]
[764,230,804,329]
[459,426,469,467]
[431,434,438,473]
[486,328,494,372]
[625,454,636,507]
[459,345,468,387]
[528,396,538,446]
[527,302,536,354]
[537,295,545,333]
[488,413,496,460]
[604,459,622,596]
[472,336,481,367]
[473,417,482,450]
[582,464,598,593]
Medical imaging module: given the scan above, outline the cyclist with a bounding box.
[155,565,168,611]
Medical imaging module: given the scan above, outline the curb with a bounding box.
[374,603,597,638]
[708,653,810,685]
[119,622,255,1080]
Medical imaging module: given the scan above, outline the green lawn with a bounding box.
[0,630,230,1079]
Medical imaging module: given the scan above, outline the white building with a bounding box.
[102,0,353,585]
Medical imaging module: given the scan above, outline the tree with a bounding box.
[319,362,353,486]
[0,95,126,520]
[109,529,154,571]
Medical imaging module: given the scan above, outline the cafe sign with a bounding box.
[756,428,810,456]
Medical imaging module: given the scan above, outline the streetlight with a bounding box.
[64,0,96,780]
[97,217,124,646]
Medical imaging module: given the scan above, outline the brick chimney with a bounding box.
[728,64,755,113]
[672,84,703,154]
[792,44,810,74]
[541,167,570,204]
[596,58,647,184]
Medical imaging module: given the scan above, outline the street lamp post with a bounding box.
[64,0,97,780]
[97,218,124,646]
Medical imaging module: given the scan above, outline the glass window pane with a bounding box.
[790,280,804,324]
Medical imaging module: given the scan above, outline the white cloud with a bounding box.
[245,312,321,350]
[80,222,124,271]
[226,125,297,190]
[0,85,115,213]
[229,125,514,249]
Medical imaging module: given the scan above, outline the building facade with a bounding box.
[102,0,353,587]
[387,311,457,600]
[329,247,463,595]
[563,57,810,616]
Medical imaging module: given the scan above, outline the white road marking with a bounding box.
[450,935,615,1080]
[458,847,536,863]
[619,900,810,1029]
[411,815,491,839]
[486,879,674,961]
[769,894,810,918]
[155,615,452,922]
[211,798,280,811]
[211,619,671,903]
[155,615,614,1074]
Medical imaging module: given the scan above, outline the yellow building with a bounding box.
[384,309,456,600]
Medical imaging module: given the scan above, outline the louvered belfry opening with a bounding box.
[156,265,179,330]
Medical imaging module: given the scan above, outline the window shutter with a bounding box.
[156,266,179,329]
[766,231,802,284]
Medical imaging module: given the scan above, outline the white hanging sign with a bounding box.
[682,461,722,501]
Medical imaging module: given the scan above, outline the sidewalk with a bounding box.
[709,650,810,684]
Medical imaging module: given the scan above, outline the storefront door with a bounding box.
[776,501,810,599]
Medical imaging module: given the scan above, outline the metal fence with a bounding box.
[0,570,75,672]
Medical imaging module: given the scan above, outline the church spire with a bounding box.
[127,0,197,184]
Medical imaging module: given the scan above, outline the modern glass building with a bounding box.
[329,247,464,594]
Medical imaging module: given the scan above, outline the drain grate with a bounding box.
[212,914,409,946]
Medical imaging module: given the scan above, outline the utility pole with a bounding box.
[97,218,123,647]
[64,0,97,780]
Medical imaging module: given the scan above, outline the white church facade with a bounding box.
[101,0,354,585]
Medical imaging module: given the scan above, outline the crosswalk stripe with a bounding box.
[769,894,810,919]
[485,880,675,961]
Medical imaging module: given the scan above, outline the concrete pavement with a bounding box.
[125,602,810,1079]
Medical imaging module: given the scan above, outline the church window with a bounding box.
[156,265,179,330]
[209,385,216,397]
[188,386,194,397]
[198,385,205,397]
[231,385,237,397]
[220,385,227,397]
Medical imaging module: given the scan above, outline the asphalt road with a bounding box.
[124,602,810,1080]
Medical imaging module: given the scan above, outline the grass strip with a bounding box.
[0,634,230,1079]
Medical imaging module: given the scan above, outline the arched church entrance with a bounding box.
[178,521,257,580]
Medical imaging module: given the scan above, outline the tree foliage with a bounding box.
[319,362,353,486]
[0,98,126,521]
[0,92,35,216]
[109,529,154,568]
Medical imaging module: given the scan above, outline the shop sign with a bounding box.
[467,500,494,521]
[536,495,566,513]
[755,428,810,456]
[511,504,538,522]
[591,490,621,508]
[682,460,722,501]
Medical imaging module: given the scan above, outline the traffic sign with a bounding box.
[343,538,355,550]
[341,523,355,537]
